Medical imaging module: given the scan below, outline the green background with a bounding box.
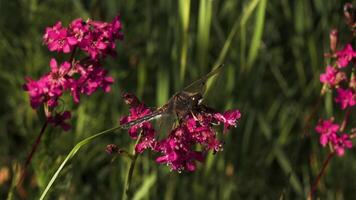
[0,0,355,199]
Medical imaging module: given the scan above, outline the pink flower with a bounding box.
[315,119,339,146]
[48,58,71,87]
[75,17,123,59]
[319,66,338,86]
[69,18,89,43]
[214,110,241,132]
[43,16,123,58]
[331,134,353,156]
[155,128,205,172]
[119,93,241,172]
[334,88,356,109]
[47,111,72,131]
[119,93,157,152]
[68,63,114,103]
[23,75,62,109]
[43,22,77,53]
[336,44,356,68]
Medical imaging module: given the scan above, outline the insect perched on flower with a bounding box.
[119,65,241,172]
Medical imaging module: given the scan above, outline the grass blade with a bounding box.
[39,126,122,200]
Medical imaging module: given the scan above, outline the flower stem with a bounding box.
[18,121,48,186]
[308,152,335,199]
[122,133,142,200]
[339,108,351,132]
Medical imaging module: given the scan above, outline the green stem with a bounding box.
[122,133,142,200]
[39,125,122,200]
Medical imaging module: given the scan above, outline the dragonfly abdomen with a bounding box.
[121,110,163,129]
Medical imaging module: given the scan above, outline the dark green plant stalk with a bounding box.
[123,133,142,200]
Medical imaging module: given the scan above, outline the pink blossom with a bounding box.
[315,119,353,156]
[69,18,89,43]
[48,58,71,87]
[47,111,72,131]
[75,17,123,59]
[23,75,62,109]
[119,93,157,152]
[68,63,114,103]
[334,88,356,109]
[319,66,338,86]
[331,134,353,156]
[214,110,241,132]
[43,17,123,58]
[119,93,241,172]
[315,119,339,146]
[336,44,356,68]
[43,22,77,53]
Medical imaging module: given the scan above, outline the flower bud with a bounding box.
[344,3,354,26]
[350,73,356,90]
[335,71,347,85]
[329,29,338,52]
[105,144,119,154]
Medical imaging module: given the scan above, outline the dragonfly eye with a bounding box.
[198,98,203,105]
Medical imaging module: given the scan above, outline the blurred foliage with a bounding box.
[0,0,355,199]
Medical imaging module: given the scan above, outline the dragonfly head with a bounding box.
[190,93,203,107]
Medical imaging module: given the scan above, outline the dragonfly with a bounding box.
[121,64,224,129]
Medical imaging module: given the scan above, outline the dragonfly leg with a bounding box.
[190,111,198,121]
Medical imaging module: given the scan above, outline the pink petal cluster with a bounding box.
[334,88,356,109]
[24,58,114,110]
[336,44,356,68]
[319,66,338,86]
[119,93,241,172]
[24,16,123,131]
[44,16,123,59]
[119,93,156,153]
[315,119,340,146]
[332,134,353,156]
[315,119,353,156]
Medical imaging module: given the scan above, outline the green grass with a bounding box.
[0,0,355,199]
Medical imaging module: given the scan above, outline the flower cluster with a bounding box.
[43,17,123,59]
[315,119,352,156]
[119,92,241,172]
[320,43,356,111]
[316,4,355,156]
[24,16,123,131]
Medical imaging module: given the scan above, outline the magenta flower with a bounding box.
[47,111,72,131]
[23,75,62,109]
[334,88,356,109]
[315,119,339,146]
[69,18,89,43]
[214,110,241,132]
[319,66,338,86]
[336,44,356,68]
[68,63,114,103]
[44,17,123,58]
[24,16,123,132]
[155,133,205,172]
[119,93,241,172]
[43,22,77,53]
[331,134,353,156]
[119,93,157,153]
[75,17,123,59]
[48,58,71,87]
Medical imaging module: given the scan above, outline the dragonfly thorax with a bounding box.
[167,91,203,118]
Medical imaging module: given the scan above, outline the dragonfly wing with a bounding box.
[182,64,224,94]
[155,113,177,140]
